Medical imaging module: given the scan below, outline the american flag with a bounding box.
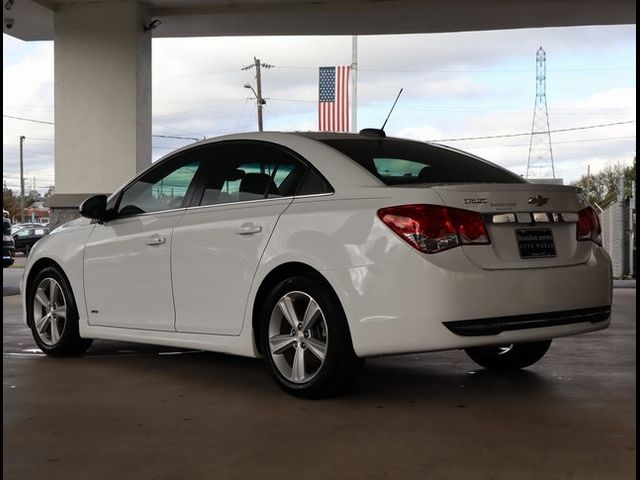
[318,66,350,132]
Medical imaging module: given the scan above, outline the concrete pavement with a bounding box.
[2,283,636,479]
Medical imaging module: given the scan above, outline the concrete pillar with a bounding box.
[47,1,151,225]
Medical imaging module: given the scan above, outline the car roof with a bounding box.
[296,131,427,143]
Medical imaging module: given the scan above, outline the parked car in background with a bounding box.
[13,226,50,255]
[3,217,15,268]
[21,131,612,398]
[11,223,43,235]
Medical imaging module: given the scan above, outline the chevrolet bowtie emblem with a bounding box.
[528,195,549,207]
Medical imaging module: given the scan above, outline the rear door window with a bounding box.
[320,138,525,185]
[196,142,309,207]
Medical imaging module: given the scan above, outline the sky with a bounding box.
[2,24,636,194]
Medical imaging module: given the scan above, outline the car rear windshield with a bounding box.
[319,138,525,185]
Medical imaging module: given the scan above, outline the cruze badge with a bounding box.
[528,195,549,207]
[464,198,487,205]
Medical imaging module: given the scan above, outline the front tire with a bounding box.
[464,340,552,370]
[27,266,92,356]
[259,275,362,399]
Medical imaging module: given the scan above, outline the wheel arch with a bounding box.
[26,257,67,292]
[251,261,352,355]
[24,257,76,326]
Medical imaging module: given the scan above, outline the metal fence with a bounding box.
[600,182,636,278]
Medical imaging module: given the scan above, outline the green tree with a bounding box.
[2,187,20,220]
[571,158,636,208]
[27,189,40,204]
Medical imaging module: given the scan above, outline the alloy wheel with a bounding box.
[32,277,67,346]
[268,291,329,384]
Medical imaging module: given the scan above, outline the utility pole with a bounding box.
[19,135,25,223]
[254,57,265,132]
[242,57,272,132]
[630,180,636,278]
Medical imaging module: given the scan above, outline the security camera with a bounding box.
[4,17,14,29]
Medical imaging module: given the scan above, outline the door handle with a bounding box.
[145,235,166,246]
[235,223,263,235]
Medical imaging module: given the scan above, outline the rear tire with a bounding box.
[464,340,552,370]
[27,266,93,356]
[259,275,362,399]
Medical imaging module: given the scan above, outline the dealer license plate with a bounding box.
[516,229,556,259]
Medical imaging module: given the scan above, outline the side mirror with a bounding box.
[79,194,108,221]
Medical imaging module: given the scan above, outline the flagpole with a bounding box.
[351,35,358,133]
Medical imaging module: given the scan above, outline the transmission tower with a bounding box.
[526,47,555,180]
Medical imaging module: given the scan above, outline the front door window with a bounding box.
[117,161,201,216]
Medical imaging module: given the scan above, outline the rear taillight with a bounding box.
[378,204,490,254]
[577,206,602,245]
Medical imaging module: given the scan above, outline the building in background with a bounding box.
[23,202,50,226]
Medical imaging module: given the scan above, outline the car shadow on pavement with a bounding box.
[49,339,551,402]
[354,360,547,399]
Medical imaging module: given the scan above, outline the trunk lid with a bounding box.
[427,183,592,269]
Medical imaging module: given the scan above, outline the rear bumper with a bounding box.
[328,246,613,357]
[442,305,610,336]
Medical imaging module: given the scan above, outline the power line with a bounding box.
[267,98,636,114]
[430,120,636,142]
[3,105,55,110]
[3,115,54,125]
[101,64,638,80]
[3,183,52,189]
[463,135,636,149]
[152,134,200,141]
[3,173,55,179]
[154,68,240,79]
[3,115,201,140]
[5,114,635,145]
[3,171,53,178]
[275,65,635,73]
[153,99,247,117]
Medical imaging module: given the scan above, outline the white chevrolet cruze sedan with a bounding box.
[22,131,612,398]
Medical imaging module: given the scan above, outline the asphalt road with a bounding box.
[3,255,25,297]
[2,279,636,480]
[3,268,22,296]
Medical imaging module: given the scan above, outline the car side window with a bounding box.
[373,158,425,179]
[117,159,201,216]
[197,142,306,207]
[296,168,333,196]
